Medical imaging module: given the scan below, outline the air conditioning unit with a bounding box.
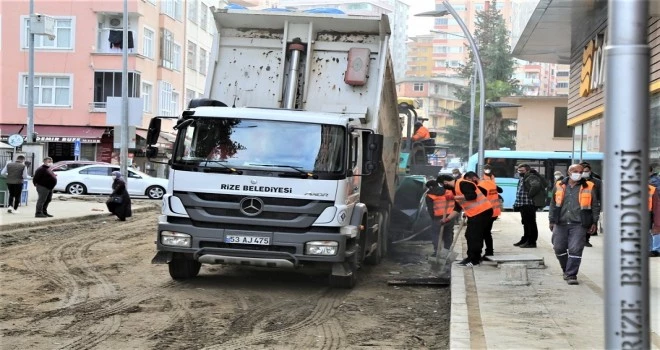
[108,16,123,28]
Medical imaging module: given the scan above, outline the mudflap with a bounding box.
[151,251,174,264]
[329,252,358,289]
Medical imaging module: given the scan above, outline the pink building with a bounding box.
[0,0,189,165]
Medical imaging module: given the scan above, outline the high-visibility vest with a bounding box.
[482,173,496,184]
[454,178,493,217]
[554,180,594,209]
[650,185,656,212]
[412,126,431,141]
[427,193,454,218]
[479,179,501,217]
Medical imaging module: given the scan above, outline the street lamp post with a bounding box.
[418,1,486,176]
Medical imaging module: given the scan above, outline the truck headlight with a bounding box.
[161,231,192,247]
[305,241,339,256]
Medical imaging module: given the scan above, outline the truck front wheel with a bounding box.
[168,258,201,280]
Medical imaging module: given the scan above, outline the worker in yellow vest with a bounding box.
[548,164,599,285]
[477,177,502,259]
[438,171,493,267]
[425,180,457,258]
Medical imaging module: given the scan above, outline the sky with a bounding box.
[402,0,437,36]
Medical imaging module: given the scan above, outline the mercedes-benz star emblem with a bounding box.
[239,197,264,217]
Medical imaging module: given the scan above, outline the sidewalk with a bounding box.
[0,191,158,229]
[450,212,660,350]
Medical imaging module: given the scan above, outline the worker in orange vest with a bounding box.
[438,171,493,267]
[482,164,496,183]
[411,121,431,142]
[476,176,502,259]
[425,180,457,258]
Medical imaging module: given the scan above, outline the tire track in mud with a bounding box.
[203,289,350,349]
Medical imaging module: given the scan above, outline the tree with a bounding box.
[443,0,518,160]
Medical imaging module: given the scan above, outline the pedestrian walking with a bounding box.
[32,157,57,218]
[106,171,132,221]
[549,164,599,285]
[425,180,456,258]
[1,155,29,214]
[438,172,493,267]
[649,165,660,257]
[512,163,545,248]
[580,162,603,245]
[476,176,502,259]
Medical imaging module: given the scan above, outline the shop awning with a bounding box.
[0,124,108,143]
[135,129,174,148]
[512,0,604,64]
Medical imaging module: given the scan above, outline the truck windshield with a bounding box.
[173,117,346,173]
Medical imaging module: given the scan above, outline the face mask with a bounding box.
[484,169,491,174]
[44,163,52,167]
[554,176,561,180]
[581,171,590,178]
[570,173,582,181]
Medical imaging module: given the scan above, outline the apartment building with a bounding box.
[0,0,243,169]
[396,77,464,145]
[277,0,409,81]
[406,35,434,77]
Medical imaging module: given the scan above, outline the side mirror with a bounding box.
[146,118,162,146]
[146,146,158,159]
[363,133,383,175]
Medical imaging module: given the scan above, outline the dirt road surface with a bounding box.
[0,209,450,349]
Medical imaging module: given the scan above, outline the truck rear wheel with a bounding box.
[168,258,201,280]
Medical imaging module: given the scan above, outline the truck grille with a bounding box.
[173,191,334,229]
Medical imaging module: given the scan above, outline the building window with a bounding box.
[433,46,447,53]
[21,75,72,107]
[452,4,466,11]
[475,4,484,11]
[185,88,196,108]
[188,0,198,24]
[557,71,569,77]
[142,27,154,59]
[172,43,181,71]
[158,81,173,116]
[413,83,424,92]
[553,107,572,138]
[161,29,174,69]
[435,18,448,26]
[346,3,372,11]
[199,47,208,75]
[171,91,180,116]
[200,2,209,31]
[161,0,183,21]
[187,40,197,71]
[496,2,505,9]
[22,17,74,50]
[92,72,140,109]
[448,46,463,53]
[448,60,462,68]
[556,82,569,88]
[142,82,153,113]
[650,94,660,159]
[434,60,446,68]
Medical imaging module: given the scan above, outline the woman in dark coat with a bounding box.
[106,171,132,221]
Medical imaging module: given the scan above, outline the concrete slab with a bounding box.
[500,263,529,286]
[486,254,546,269]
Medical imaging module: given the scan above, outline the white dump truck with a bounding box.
[146,8,401,288]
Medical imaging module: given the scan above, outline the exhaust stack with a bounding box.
[283,38,305,109]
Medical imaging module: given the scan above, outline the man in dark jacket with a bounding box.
[32,157,57,218]
[1,155,29,213]
[549,164,599,285]
[512,164,545,248]
[580,162,602,246]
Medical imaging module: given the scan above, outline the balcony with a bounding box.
[519,77,541,87]
[94,13,140,54]
[89,102,107,113]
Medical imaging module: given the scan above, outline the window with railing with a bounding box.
[91,71,140,111]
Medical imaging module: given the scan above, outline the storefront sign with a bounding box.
[0,136,100,143]
[580,32,607,97]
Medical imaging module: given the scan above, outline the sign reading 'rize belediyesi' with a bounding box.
[220,184,293,193]
[0,136,100,143]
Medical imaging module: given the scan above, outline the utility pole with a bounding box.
[28,0,36,144]
[468,70,476,161]
[604,0,650,348]
[120,0,129,178]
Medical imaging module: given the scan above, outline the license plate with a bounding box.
[225,235,270,245]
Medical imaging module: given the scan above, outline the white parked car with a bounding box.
[53,164,168,199]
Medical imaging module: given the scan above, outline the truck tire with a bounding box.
[364,213,383,266]
[168,259,201,280]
